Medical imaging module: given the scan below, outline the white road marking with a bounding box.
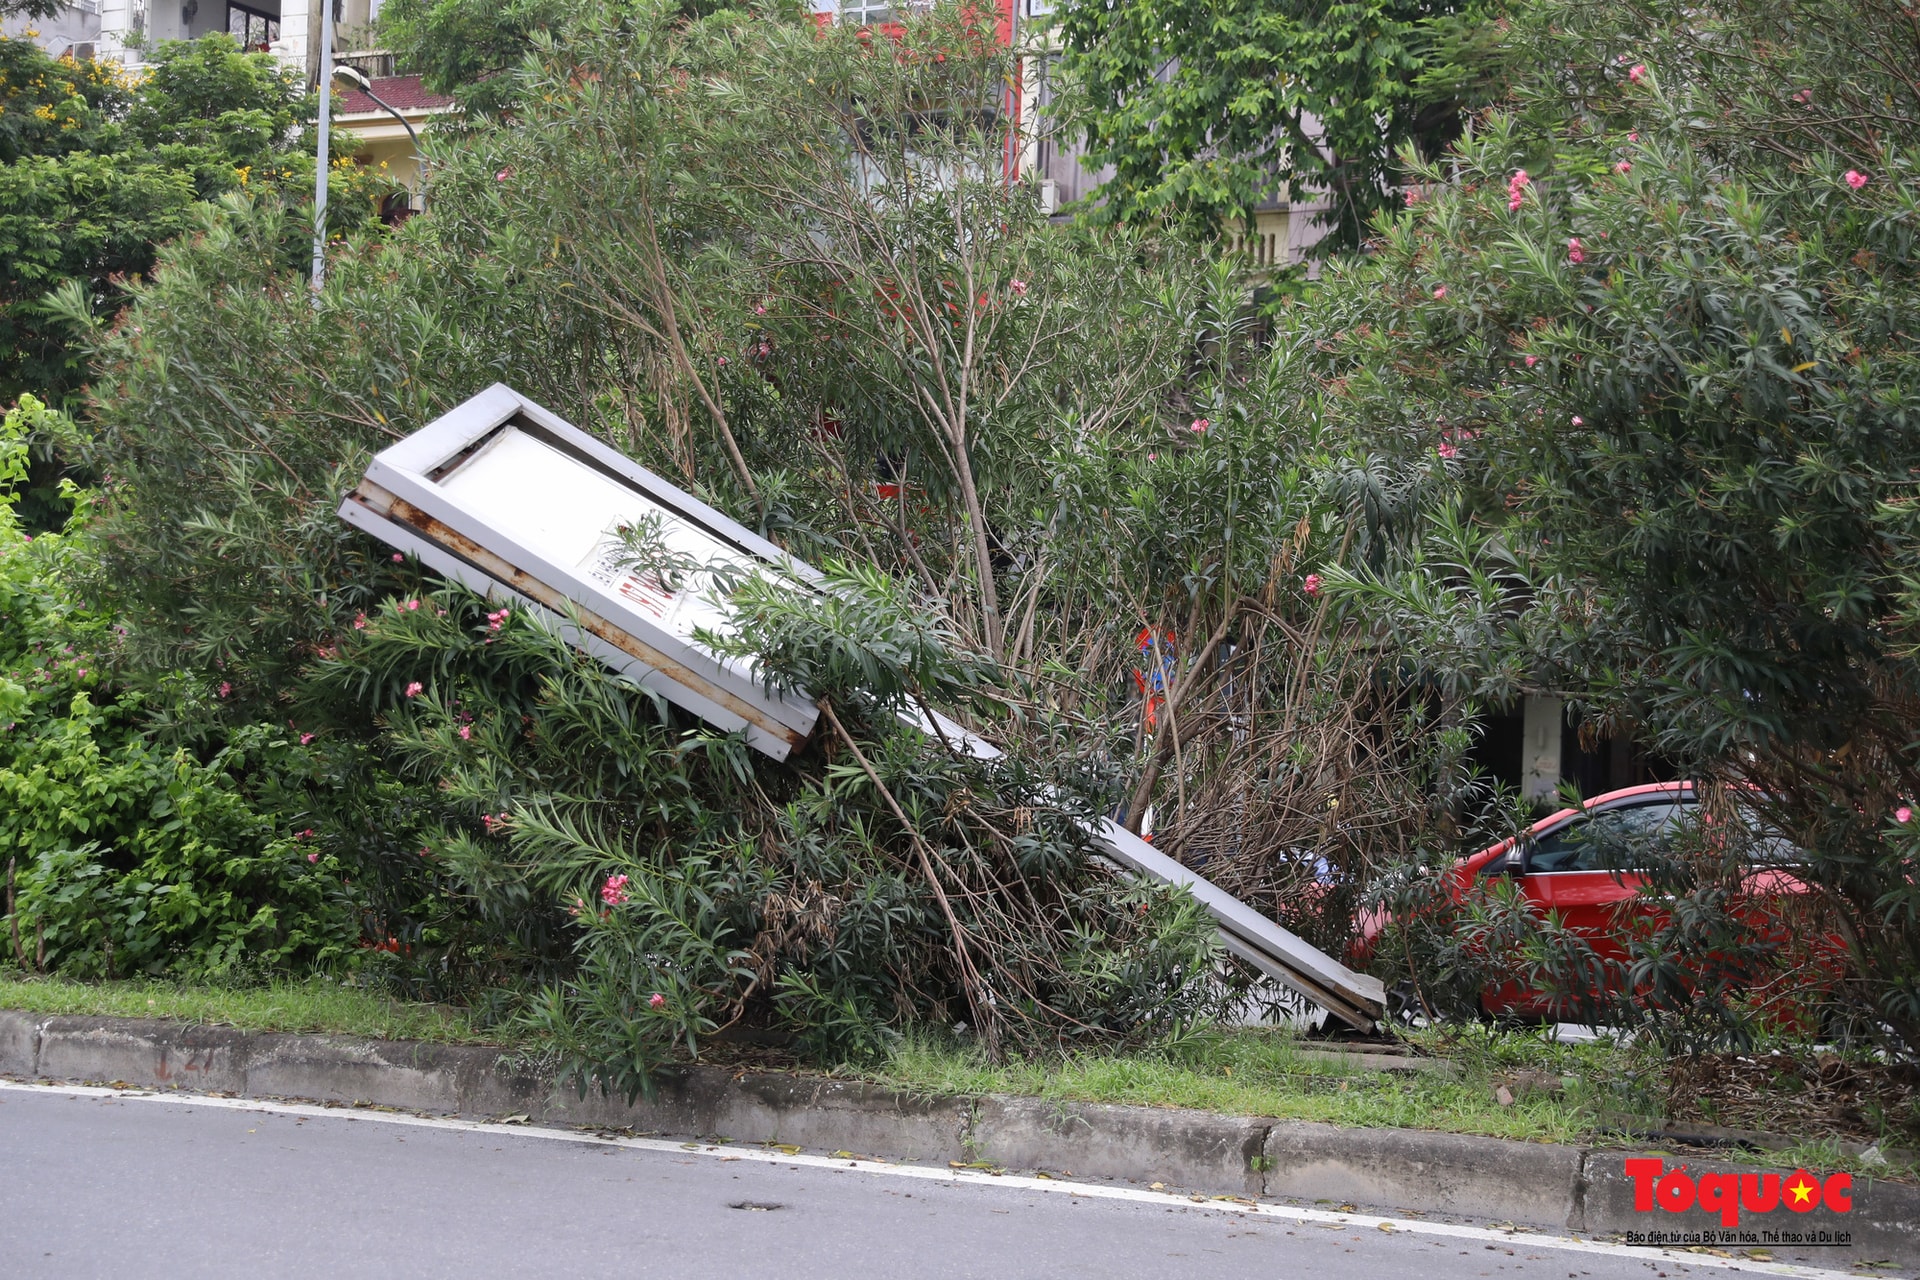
[0,1078,1876,1279]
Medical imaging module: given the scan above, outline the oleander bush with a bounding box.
[1320,0,1920,1051]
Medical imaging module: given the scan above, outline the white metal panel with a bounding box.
[340,385,1384,1028]
[336,498,802,757]
[339,384,820,756]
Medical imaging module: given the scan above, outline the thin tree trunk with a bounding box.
[819,698,1000,1059]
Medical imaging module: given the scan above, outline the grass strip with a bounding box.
[863,1028,1600,1145]
[0,973,510,1046]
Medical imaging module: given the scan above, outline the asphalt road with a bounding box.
[0,1085,1838,1280]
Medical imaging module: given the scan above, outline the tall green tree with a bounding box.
[376,0,581,115]
[1054,0,1485,253]
[0,34,390,402]
[377,0,746,116]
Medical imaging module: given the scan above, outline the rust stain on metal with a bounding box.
[347,483,811,754]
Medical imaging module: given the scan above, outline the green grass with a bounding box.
[857,1027,1916,1179]
[861,1024,1616,1146]
[0,973,514,1046]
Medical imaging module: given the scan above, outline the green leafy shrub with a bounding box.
[0,396,360,978]
[64,0,1488,1079]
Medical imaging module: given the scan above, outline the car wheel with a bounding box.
[1385,980,1428,1026]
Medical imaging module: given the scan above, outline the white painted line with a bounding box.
[0,1079,1874,1279]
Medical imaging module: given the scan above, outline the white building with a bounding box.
[1,0,100,60]
[41,0,384,74]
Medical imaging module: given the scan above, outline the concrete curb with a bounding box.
[3,1010,1913,1265]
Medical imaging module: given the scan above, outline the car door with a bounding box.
[1524,795,1692,958]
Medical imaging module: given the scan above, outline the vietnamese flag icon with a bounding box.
[1782,1170,1820,1212]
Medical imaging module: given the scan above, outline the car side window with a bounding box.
[1527,800,1687,873]
[1734,805,1808,865]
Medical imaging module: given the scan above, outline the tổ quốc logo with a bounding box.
[1620,1158,1854,1249]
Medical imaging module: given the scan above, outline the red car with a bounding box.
[1352,782,1838,1020]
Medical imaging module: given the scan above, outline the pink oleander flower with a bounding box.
[421,847,432,858]
[717,355,728,365]
[1793,89,1811,104]
[1572,416,1585,426]
[1628,64,1646,82]
[1628,131,1639,142]
[392,553,403,563]
[1404,189,1420,207]
[1898,806,1913,824]
[754,304,766,315]
[300,732,314,745]
[1009,279,1028,297]
[218,681,232,698]
[1190,418,1210,433]
[353,613,368,631]
[308,851,320,863]
[649,993,666,1009]
[1302,573,1323,597]
[1567,238,1586,264]
[1432,285,1448,299]
[1524,355,1539,368]
[405,681,424,698]
[406,599,420,612]
[1844,170,1869,190]
[458,725,472,740]
[1615,161,1632,174]
[602,873,631,906]
[1437,439,1459,460]
[495,167,513,182]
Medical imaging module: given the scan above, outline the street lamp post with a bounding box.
[332,65,420,153]
[332,64,424,216]
[310,0,336,304]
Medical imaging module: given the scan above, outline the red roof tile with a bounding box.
[336,75,458,117]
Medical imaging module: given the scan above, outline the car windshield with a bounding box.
[1734,805,1808,866]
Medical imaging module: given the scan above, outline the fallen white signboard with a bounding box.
[338,384,820,759]
[340,385,1385,1029]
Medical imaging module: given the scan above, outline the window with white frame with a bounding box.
[839,0,892,23]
